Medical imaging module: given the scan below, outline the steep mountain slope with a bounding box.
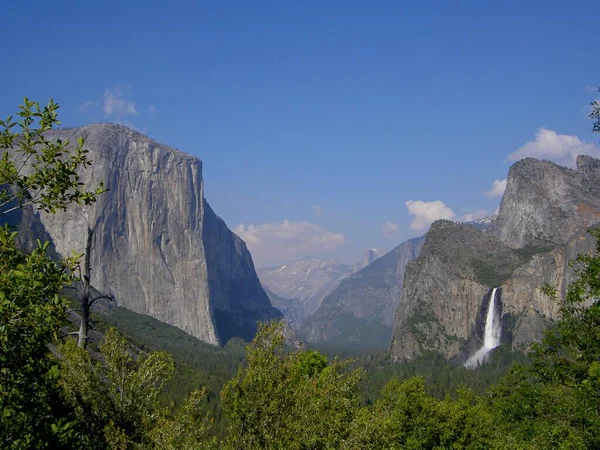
[299,237,423,348]
[390,156,600,362]
[13,124,281,345]
[258,257,352,327]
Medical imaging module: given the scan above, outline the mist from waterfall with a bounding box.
[465,287,501,368]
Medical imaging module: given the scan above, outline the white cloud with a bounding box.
[405,200,455,231]
[233,220,345,267]
[483,178,507,198]
[148,104,157,115]
[312,205,325,217]
[507,128,600,168]
[79,100,98,112]
[103,87,139,118]
[381,221,400,239]
[456,209,489,222]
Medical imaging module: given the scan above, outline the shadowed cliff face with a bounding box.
[22,124,280,345]
[390,156,600,362]
[203,201,281,343]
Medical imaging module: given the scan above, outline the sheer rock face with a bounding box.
[503,229,597,348]
[391,156,600,362]
[494,156,600,248]
[32,124,280,345]
[299,237,423,348]
[390,222,511,361]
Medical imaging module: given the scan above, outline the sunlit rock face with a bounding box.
[29,124,281,345]
[494,156,600,249]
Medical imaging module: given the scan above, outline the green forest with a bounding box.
[1,98,600,449]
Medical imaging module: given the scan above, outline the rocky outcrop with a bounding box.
[21,124,280,345]
[390,156,600,362]
[300,237,423,348]
[390,221,520,361]
[502,229,596,348]
[258,257,352,327]
[494,156,600,248]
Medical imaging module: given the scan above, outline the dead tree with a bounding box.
[75,223,113,348]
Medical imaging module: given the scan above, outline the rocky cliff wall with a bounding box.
[494,156,600,248]
[390,221,510,361]
[24,124,280,345]
[390,156,600,362]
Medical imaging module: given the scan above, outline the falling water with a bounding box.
[465,287,501,368]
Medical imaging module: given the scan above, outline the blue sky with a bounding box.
[2,1,599,266]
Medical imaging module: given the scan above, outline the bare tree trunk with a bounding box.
[78,226,93,348]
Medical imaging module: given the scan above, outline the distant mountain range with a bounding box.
[258,257,351,329]
[257,248,386,329]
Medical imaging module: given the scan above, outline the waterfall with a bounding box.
[465,287,501,368]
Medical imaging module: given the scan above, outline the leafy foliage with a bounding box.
[0,228,80,448]
[0,98,104,449]
[489,227,600,448]
[221,321,364,450]
[59,328,217,449]
[346,377,493,449]
[60,330,173,448]
[0,98,104,216]
[90,304,245,438]
[149,387,217,449]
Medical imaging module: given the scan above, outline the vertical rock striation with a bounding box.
[391,156,600,362]
[390,221,513,361]
[494,156,600,248]
[23,124,280,345]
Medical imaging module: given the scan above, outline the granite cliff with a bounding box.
[12,124,281,345]
[390,156,600,362]
[494,156,600,248]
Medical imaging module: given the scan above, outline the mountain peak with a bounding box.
[495,155,600,248]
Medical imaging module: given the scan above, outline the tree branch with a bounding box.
[89,295,114,307]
